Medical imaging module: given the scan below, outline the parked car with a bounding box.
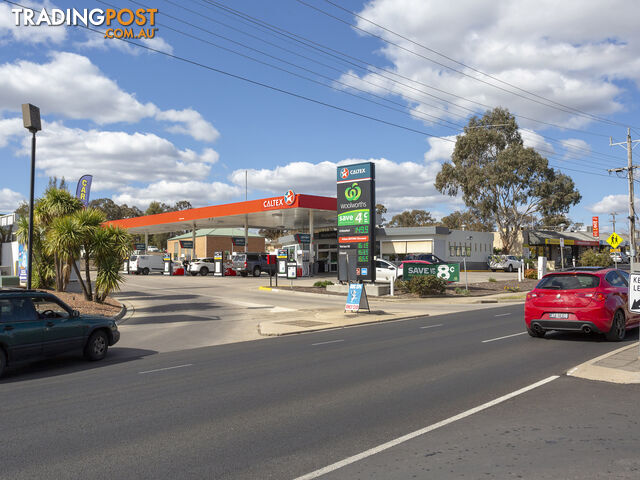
[0,289,120,377]
[524,268,640,341]
[375,259,402,283]
[232,253,276,277]
[610,251,630,264]
[405,253,444,263]
[129,254,165,275]
[146,246,160,252]
[189,258,216,276]
[488,254,522,272]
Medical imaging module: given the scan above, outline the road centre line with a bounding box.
[293,375,559,480]
[139,364,193,374]
[311,339,345,346]
[495,313,512,317]
[419,324,443,329]
[482,332,527,343]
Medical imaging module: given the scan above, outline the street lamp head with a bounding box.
[21,103,41,133]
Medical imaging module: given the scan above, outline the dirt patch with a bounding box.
[41,290,122,317]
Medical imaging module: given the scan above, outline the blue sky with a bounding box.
[1,0,640,232]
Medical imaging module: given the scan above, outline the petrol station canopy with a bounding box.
[106,193,337,234]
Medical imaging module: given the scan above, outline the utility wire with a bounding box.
[300,0,628,128]
[195,0,611,139]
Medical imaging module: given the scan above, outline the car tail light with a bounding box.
[244,261,247,268]
[583,291,607,302]
[526,292,537,300]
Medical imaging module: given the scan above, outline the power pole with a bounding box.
[609,128,640,271]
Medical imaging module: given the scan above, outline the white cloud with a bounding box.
[75,32,174,56]
[0,117,23,147]
[230,156,460,216]
[520,129,554,154]
[588,194,631,214]
[0,2,66,45]
[5,119,219,192]
[141,36,174,55]
[423,135,456,162]
[0,52,218,142]
[349,0,639,128]
[560,138,591,159]
[156,109,220,142]
[113,180,241,209]
[0,188,25,212]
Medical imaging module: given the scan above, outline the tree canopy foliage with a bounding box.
[435,107,581,252]
[440,210,494,232]
[387,209,437,227]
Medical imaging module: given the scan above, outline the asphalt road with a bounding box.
[1,304,638,479]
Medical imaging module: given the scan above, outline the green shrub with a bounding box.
[395,279,409,292]
[454,287,470,295]
[313,280,334,288]
[406,275,446,296]
[504,285,520,292]
[488,277,497,282]
[579,249,613,267]
[524,268,537,279]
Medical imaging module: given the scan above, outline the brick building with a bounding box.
[167,228,265,260]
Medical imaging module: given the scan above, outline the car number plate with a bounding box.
[549,313,569,319]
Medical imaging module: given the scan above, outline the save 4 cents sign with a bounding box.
[403,263,460,282]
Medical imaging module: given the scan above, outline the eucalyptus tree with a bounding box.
[435,108,581,252]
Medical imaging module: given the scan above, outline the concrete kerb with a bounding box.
[567,342,640,384]
[114,300,134,325]
[258,311,428,336]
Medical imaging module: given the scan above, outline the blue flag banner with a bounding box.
[75,175,93,207]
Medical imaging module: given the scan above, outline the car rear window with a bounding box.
[247,254,259,261]
[536,274,599,290]
[234,254,246,261]
[129,255,137,261]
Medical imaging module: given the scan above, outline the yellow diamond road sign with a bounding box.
[607,232,623,249]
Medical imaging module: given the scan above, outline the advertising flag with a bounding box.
[75,175,93,207]
[592,216,599,237]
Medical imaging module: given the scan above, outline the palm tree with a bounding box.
[92,225,132,303]
[36,189,83,291]
[73,208,106,301]
[46,215,91,298]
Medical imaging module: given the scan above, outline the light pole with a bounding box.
[21,103,41,290]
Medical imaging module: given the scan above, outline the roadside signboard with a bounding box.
[134,242,146,251]
[592,216,599,237]
[294,233,311,244]
[286,262,297,279]
[345,283,369,313]
[232,237,246,247]
[403,263,460,282]
[606,232,623,249]
[277,249,287,277]
[179,240,194,249]
[629,273,640,313]
[337,162,376,283]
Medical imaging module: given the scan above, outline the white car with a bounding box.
[189,258,217,276]
[488,255,522,272]
[611,252,630,264]
[375,259,403,283]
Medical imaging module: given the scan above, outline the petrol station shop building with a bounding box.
[107,192,494,275]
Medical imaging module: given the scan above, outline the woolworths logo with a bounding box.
[344,183,361,201]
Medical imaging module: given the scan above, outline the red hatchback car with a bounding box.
[525,268,640,341]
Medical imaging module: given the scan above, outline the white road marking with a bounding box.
[293,376,559,480]
[482,332,527,343]
[419,324,443,329]
[311,339,345,346]
[139,364,193,374]
[495,313,512,317]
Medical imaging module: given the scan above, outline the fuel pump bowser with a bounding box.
[213,251,223,277]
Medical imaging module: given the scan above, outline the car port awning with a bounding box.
[105,194,337,234]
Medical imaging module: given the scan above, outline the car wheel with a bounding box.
[507,265,514,272]
[605,310,626,342]
[84,330,109,361]
[0,348,6,378]
[142,268,149,275]
[200,267,209,276]
[190,271,198,276]
[527,326,545,338]
[253,266,261,277]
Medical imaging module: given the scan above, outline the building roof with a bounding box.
[106,194,337,234]
[168,228,263,241]
[526,230,600,246]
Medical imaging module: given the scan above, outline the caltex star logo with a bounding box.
[284,189,296,205]
[340,168,349,179]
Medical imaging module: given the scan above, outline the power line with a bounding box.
[302,0,630,128]
[194,0,611,138]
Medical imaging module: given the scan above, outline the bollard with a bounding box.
[390,275,395,296]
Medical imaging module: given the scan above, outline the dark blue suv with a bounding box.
[0,290,120,377]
